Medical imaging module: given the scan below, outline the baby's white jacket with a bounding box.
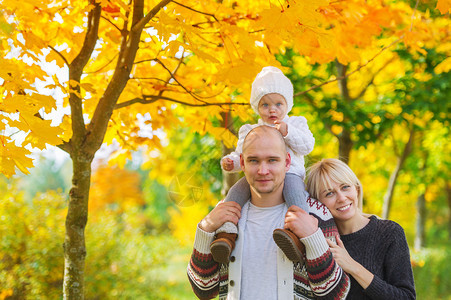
[221,115,315,179]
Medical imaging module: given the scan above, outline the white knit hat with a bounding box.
[250,66,294,114]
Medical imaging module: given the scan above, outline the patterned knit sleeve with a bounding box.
[187,227,221,300]
[301,197,350,299]
[363,221,416,299]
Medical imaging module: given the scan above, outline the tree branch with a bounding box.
[101,15,121,32]
[154,58,212,102]
[133,0,173,33]
[173,1,219,22]
[85,53,119,74]
[68,1,102,149]
[115,95,248,109]
[294,37,403,97]
[49,45,69,67]
[354,56,397,100]
[86,0,172,151]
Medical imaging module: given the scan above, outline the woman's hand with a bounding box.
[327,236,374,289]
[326,236,357,274]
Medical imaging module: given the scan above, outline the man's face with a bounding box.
[240,128,291,197]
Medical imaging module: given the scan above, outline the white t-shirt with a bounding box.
[240,202,286,299]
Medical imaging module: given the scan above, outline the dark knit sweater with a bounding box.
[340,215,416,300]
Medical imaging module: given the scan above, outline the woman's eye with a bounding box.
[276,103,282,106]
[325,191,333,197]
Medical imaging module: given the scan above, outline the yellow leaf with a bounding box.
[0,140,33,177]
[46,49,67,68]
[434,56,451,74]
[436,0,451,14]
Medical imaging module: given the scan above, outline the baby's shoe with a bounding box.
[273,228,306,263]
[210,232,238,264]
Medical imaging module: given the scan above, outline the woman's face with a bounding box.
[318,180,359,223]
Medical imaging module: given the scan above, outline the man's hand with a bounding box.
[274,120,288,137]
[199,201,242,233]
[284,205,318,238]
[221,158,234,171]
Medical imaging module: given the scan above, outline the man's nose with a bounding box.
[257,163,269,174]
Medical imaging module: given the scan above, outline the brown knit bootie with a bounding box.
[210,232,238,264]
[273,228,306,263]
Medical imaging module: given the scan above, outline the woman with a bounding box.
[306,158,416,299]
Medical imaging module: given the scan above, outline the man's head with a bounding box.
[240,126,291,204]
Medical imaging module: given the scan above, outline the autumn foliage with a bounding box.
[0,0,449,298]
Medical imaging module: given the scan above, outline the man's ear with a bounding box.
[240,154,245,171]
[285,152,291,171]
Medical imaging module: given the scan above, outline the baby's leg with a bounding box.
[274,173,309,263]
[210,177,250,263]
[283,173,309,213]
[216,177,250,234]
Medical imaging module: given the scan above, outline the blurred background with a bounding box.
[0,0,450,299]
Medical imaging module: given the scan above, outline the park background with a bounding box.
[0,0,450,299]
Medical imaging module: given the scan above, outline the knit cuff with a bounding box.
[283,124,293,141]
[300,228,329,259]
[193,225,215,254]
[364,274,384,298]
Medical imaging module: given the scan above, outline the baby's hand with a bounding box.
[222,158,234,171]
[274,120,288,137]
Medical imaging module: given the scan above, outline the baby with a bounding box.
[211,66,315,264]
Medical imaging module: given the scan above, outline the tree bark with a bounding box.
[447,183,451,241]
[63,152,94,299]
[414,150,428,250]
[335,60,353,164]
[381,128,414,219]
[62,1,173,298]
[414,193,426,250]
[220,110,240,197]
[338,129,353,165]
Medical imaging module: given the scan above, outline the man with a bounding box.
[187,126,350,299]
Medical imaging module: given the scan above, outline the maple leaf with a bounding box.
[0,140,33,177]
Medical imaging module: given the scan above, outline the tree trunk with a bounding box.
[414,193,426,250]
[335,60,353,164]
[60,1,172,298]
[447,183,451,241]
[63,152,94,298]
[220,110,240,196]
[338,129,353,165]
[382,128,414,219]
[414,150,428,250]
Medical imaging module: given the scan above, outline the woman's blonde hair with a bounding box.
[306,158,363,209]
